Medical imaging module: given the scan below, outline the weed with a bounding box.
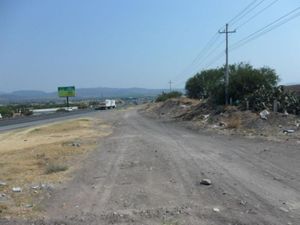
[45,163,68,174]
[0,204,7,214]
[226,114,241,129]
[162,220,179,225]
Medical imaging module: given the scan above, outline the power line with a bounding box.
[231,7,300,51]
[228,0,259,25]
[171,1,284,88]
[235,0,280,30]
[231,0,267,26]
[172,39,225,87]
[201,6,300,74]
[202,51,224,70]
[172,31,223,82]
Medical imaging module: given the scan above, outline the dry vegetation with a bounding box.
[142,97,300,142]
[0,118,111,218]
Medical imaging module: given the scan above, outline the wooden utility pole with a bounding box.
[219,23,236,105]
[169,80,173,92]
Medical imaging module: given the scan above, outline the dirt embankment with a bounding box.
[0,118,111,219]
[142,97,300,142]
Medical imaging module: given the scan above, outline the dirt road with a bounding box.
[2,109,299,224]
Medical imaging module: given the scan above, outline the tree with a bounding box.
[228,63,279,102]
[185,63,279,105]
[185,68,224,99]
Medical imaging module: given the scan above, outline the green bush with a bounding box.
[45,163,68,174]
[155,91,182,102]
[185,63,279,105]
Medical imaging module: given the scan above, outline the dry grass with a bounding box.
[226,114,242,129]
[45,163,68,174]
[0,117,111,218]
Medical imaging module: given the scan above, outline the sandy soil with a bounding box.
[0,118,111,218]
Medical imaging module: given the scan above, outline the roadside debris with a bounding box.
[200,179,212,185]
[0,193,7,201]
[283,110,289,117]
[219,121,227,127]
[213,207,220,212]
[12,187,22,192]
[0,181,7,186]
[240,200,247,206]
[25,204,33,208]
[283,129,295,134]
[259,110,270,120]
[279,207,289,213]
[72,142,81,147]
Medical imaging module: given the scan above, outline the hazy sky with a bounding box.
[0,0,299,92]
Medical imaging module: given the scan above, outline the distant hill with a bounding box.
[0,87,179,103]
[284,84,300,96]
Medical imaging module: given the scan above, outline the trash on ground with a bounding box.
[283,129,295,134]
[259,110,270,120]
[213,207,220,212]
[200,179,212,185]
[12,187,22,192]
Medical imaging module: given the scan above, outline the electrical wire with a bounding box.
[170,1,287,88]
[235,0,280,30]
[231,0,267,26]
[228,0,259,25]
[231,7,300,51]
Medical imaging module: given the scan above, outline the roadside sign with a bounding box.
[58,86,75,97]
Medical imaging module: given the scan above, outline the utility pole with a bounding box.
[219,23,236,105]
[169,80,173,92]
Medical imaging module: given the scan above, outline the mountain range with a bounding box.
[0,87,174,103]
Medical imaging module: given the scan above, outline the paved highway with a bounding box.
[0,109,99,132]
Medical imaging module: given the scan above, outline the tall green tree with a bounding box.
[185,63,279,104]
[185,68,224,99]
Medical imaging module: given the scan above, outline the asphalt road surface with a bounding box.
[0,109,98,132]
[2,108,300,225]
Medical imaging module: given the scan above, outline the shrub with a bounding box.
[45,163,68,174]
[226,114,241,129]
[185,63,279,105]
[155,91,182,102]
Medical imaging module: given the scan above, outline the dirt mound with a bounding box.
[142,98,300,142]
[143,97,200,120]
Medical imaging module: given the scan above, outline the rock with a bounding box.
[25,204,33,208]
[0,181,7,186]
[0,193,7,202]
[213,207,220,212]
[72,142,81,147]
[200,179,212,185]
[203,114,210,119]
[279,207,289,213]
[12,187,22,192]
[31,185,40,190]
[240,200,247,206]
[219,121,227,127]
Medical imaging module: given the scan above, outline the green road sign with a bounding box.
[58,86,75,97]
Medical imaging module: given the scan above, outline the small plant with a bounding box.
[226,114,241,129]
[45,163,68,174]
[156,91,182,102]
[162,220,179,225]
